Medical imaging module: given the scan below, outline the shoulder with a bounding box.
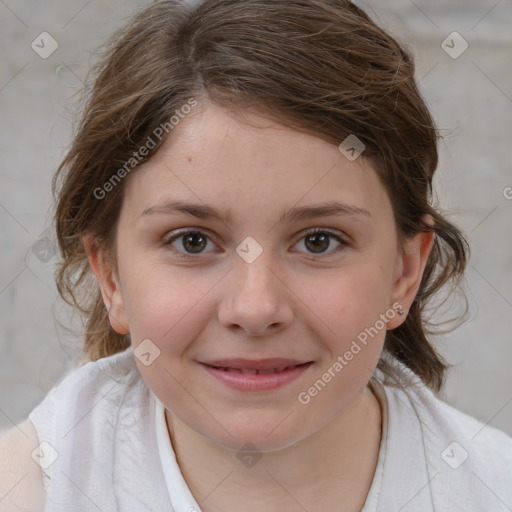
[0,419,45,512]
[380,362,512,500]
[407,375,512,454]
[34,346,140,409]
[24,347,167,508]
[24,347,145,499]
[431,390,512,476]
[27,346,141,439]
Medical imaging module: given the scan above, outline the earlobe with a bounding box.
[387,216,435,330]
[83,235,130,335]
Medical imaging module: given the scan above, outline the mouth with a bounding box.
[203,362,311,374]
[199,359,314,391]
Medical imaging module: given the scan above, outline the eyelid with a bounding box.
[163,227,350,260]
[291,228,349,257]
[299,227,347,240]
[162,228,220,260]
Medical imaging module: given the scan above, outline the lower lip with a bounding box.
[201,363,312,391]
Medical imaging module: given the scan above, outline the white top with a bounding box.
[28,346,512,511]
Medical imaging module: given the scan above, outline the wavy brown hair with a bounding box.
[51,0,469,392]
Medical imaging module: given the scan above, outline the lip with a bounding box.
[199,359,313,391]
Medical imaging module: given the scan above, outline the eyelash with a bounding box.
[162,228,349,261]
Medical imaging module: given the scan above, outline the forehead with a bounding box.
[120,102,392,226]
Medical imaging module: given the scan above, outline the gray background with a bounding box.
[0,0,511,436]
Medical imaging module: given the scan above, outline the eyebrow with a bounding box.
[140,199,372,224]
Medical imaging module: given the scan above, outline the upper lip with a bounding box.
[201,358,312,371]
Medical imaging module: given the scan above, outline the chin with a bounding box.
[215,433,301,455]
[203,417,312,454]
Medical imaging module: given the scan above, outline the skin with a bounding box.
[85,100,434,512]
[0,420,46,512]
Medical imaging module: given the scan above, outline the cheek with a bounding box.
[123,264,214,343]
[308,267,391,402]
[324,261,393,322]
[310,258,394,368]
[128,294,212,413]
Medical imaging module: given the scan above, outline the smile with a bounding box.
[208,363,307,374]
[200,361,313,391]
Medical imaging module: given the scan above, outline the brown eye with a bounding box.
[180,232,208,253]
[304,232,331,253]
[164,230,217,259]
[293,229,348,257]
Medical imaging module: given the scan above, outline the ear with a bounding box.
[83,234,130,335]
[387,215,435,330]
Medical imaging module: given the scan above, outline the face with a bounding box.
[87,100,432,452]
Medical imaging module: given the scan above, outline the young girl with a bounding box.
[1,0,511,510]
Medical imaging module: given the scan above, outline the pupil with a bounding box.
[306,233,330,253]
[183,232,207,253]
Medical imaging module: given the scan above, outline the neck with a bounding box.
[165,385,382,512]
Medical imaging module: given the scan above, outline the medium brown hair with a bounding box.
[52,0,469,392]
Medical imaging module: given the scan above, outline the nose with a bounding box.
[217,253,294,337]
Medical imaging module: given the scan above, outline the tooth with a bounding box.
[214,365,299,375]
